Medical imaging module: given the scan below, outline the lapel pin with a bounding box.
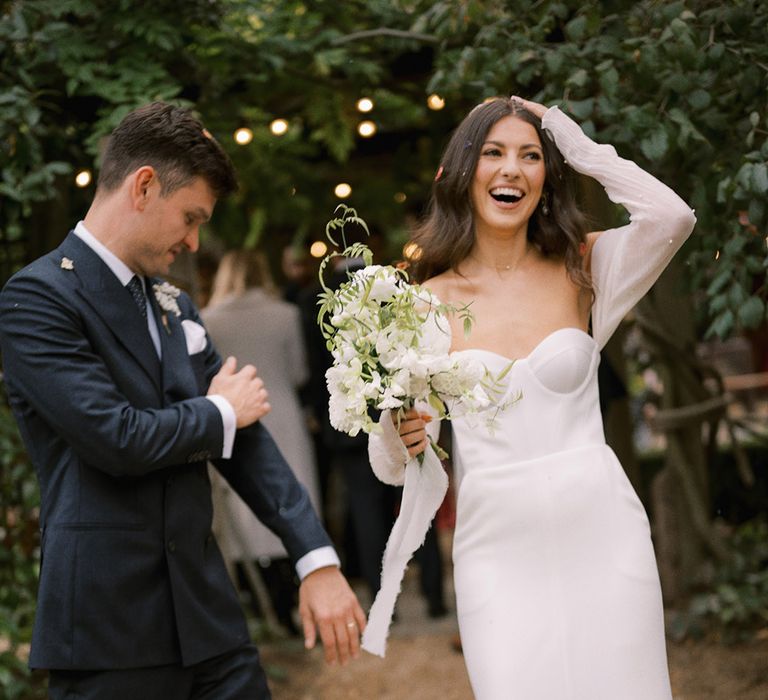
[60,257,74,270]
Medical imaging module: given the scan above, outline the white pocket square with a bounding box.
[181,319,208,355]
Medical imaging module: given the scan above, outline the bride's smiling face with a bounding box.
[470,115,546,237]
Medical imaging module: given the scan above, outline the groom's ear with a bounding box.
[131,166,157,211]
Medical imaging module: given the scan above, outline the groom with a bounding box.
[0,102,365,699]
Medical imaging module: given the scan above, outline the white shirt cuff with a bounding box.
[295,546,341,581]
[205,395,237,459]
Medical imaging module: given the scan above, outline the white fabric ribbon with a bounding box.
[361,442,448,657]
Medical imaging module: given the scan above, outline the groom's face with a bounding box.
[130,176,216,277]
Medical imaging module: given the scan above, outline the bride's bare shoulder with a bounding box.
[420,269,458,300]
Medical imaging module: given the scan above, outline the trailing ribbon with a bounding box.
[361,442,448,657]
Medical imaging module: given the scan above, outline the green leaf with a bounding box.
[428,393,446,417]
[724,236,746,256]
[738,296,765,328]
[0,184,22,201]
[706,309,735,339]
[567,68,589,88]
[544,51,564,74]
[736,163,754,190]
[706,268,731,296]
[745,257,766,275]
[598,67,619,96]
[716,176,732,204]
[46,161,72,176]
[748,198,765,227]
[727,282,747,307]
[687,89,711,110]
[751,163,768,194]
[640,129,669,160]
[565,15,587,42]
[708,293,729,314]
[568,98,594,120]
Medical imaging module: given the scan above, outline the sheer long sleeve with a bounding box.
[541,107,697,349]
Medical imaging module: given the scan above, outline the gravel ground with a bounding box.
[261,632,768,700]
[259,564,768,700]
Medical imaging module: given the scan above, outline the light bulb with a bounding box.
[427,94,445,110]
[356,98,374,113]
[334,183,352,198]
[270,119,289,136]
[75,170,92,187]
[234,128,253,145]
[358,120,376,138]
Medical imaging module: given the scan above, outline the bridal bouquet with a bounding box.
[317,206,516,658]
[317,206,509,453]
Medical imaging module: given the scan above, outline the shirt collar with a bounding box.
[74,221,137,287]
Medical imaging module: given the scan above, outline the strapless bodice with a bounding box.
[450,328,606,486]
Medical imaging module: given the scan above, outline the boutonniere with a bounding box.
[60,257,74,270]
[152,281,182,334]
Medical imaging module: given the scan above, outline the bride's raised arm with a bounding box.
[531,101,697,349]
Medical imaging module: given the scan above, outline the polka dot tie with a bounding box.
[126,276,147,319]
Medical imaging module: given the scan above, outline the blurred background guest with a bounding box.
[202,248,321,635]
[281,243,314,305]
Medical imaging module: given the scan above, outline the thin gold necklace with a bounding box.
[469,251,526,273]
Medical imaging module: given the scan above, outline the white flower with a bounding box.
[317,256,512,447]
[153,282,182,317]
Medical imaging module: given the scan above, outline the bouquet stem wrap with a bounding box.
[361,443,448,657]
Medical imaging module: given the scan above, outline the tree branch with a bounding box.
[332,28,439,45]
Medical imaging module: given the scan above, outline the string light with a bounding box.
[270,119,289,136]
[234,128,253,145]
[357,120,376,138]
[334,183,352,198]
[310,241,328,258]
[75,170,92,187]
[393,192,407,203]
[427,94,445,110]
[356,97,374,113]
[714,250,720,260]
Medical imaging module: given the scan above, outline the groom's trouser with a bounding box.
[47,642,270,700]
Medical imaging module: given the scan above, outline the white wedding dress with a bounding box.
[368,107,696,699]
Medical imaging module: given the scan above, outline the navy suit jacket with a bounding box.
[0,232,331,670]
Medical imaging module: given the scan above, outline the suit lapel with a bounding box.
[58,233,163,396]
[147,279,200,402]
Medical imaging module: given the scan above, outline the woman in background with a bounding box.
[203,249,321,635]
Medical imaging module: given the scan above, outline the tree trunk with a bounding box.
[637,258,728,601]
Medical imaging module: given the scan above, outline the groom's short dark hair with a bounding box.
[97,102,238,199]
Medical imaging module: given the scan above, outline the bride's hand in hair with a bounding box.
[511,96,547,119]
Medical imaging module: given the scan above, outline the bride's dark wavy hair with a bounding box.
[408,98,590,290]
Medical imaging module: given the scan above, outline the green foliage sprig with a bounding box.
[672,517,768,643]
[0,385,44,698]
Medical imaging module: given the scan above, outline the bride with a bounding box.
[368,97,696,698]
